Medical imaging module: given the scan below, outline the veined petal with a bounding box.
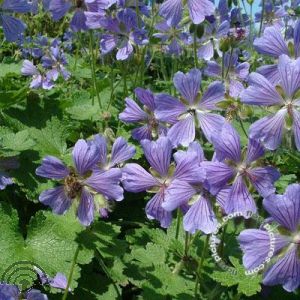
[253,26,289,57]
[162,180,198,211]
[1,15,26,42]
[263,245,300,292]
[36,156,69,179]
[70,10,88,32]
[294,19,300,58]
[49,0,71,21]
[197,112,225,143]
[167,115,195,147]
[132,125,152,141]
[201,161,235,195]
[257,64,280,85]
[135,87,156,111]
[246,139,265,163]
[249,109,287,150]
[77,188,94,226]
[72,139,100,175]
[240,72,283,106]
[211,122,241,162]
[145,190,172,228]
[173,68,201,104]
[85,168,123,201]
[293,108,300,151]
[225,175,257,217]
[122,163,159,192]
[263,184,300,232]
[238,229,289,270]
[110,137,135,167]
[183,196,218,234]
[119,98,148,123]
[187,0,215,24]
[39,186,72,215]
[277,55,300,98]
[155,93,186,124]
[198,81,225,110]
[197,41,214,61]
[159,0,182,27]
[141,137,172,177]
[247,166,280,198]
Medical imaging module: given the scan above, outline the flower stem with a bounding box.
[259,0,265,36]
[62,245,80,300]
[193,31,199,68]
[89,31,102,108]
[175,209,182,240]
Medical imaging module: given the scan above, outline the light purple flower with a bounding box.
[155,68,225,147]
[238,184,300,292]
[202,123,280,217]
[241,55,300,151]
[159,0,215,26]
[162,142,220,234]
[204,50,250,98]
[122,137,205,228]
[0,157,19,190]
[119,88,167,141]
[36,139,124,226]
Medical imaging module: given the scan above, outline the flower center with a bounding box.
[64,173,82,198]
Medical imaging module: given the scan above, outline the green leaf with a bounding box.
[210,256,262,297]
[0,203,93,289]
[275,174,297,193]
[30,117,70,157]
[0,130,35,156]
[0,62,22,77]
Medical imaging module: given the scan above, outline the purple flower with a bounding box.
[241,55,300,151]
[21,60,54,90]
[238,184,300,292]
[204,50,250,98]
[153,21,192,56]
[100,9,148,60]
[162,142,221,234]
[202,123,280,217]
[42,45,70,81]
[0,284,48,300]
[159,0,215,26]
[122,137,205,228]
[0,0,31,42]
[155,68,225,147]
[91,134,135,170]
[0,157,19,190]
[36,138,124,226]
[119,88,167,141]
[255,21,300,84]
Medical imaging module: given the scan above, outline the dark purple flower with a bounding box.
[0,284,48,300]
[202,123,280,217]
[159,0,215,26]
[238,184,300,292]
[0,157,18,190]
[0,0,31,42]
[122,137,205,228]
[36,138,124,226]
[241,55,300,151]
[155,68,225,147]
[119,88,167,141]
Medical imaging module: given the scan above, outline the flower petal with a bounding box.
[39,186,72,215]
[293,108,300,151]
[85,168,123,201]
[187,0,215,24]
[141,137,172,177]
[119,98,148,123]
[246,139,265,163]
[135,87,156,111]
[72,139,100,175]
[249,109,287,150]
[110,137,135,167]
[122,163,159,192]
[167,115,195,147]
[159,0,182,27]
[240,72,283,106]
[77,188,94,226]
[36,156,69,179]
[183,196,218,234]
[198,81,225,110]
